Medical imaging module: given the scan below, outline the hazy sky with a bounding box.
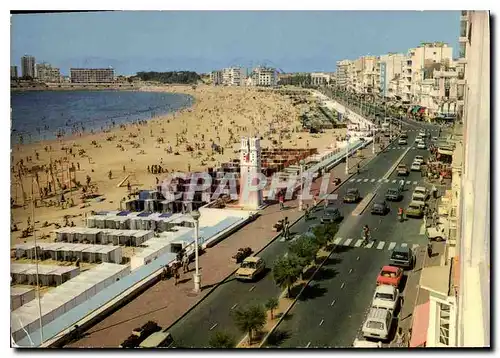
[11,11,460,75]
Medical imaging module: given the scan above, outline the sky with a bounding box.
[10,11,460,75]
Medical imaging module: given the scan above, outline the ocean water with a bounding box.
[10,90,194,144]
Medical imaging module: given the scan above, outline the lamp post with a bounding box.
[372,124,376,154]
[298,159,305,211]
[191,210,201,293]
[345,134,349,175]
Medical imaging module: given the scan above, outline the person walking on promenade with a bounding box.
[432,184,438,199]
[427,242,433,258]
[279,192,284,210]
[173,262,180,285]
[182,254,190,273]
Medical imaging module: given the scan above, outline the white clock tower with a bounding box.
[239,136,263,209]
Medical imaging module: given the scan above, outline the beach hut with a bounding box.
[11,287,36,311]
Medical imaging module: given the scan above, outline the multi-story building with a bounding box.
[210,70,223,86]
[336,60,350,89]
[211,67,245,86]
[379,53,406,98]
[21,55,35,78]
[70,68,115,83]
[415,11,490,348]
[10,65,18,79]
[249,66,277,87]
[35,63,62,83]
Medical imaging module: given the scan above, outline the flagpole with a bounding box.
[31,176,44,345]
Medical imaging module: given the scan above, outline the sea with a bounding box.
[10,90,194,144]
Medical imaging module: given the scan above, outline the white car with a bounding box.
[398,138,407,145]
[362,307,393,341]
[371,285,400,312]
[419,130,426,137]
[414,186,428,199]
[417,142,426,149]
[353,339,382,348]
[410,162,421,171]
[414,155,424,165]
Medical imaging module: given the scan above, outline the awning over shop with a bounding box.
[418,107,426,114]
[410,300,430,347]
[410,105,421,114]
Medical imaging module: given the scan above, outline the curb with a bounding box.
[164,135,390,339]
[258,243,338,348]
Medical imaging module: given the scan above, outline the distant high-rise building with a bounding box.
[36,63,62,83]
[10,65,18,79]
[249,66,277,87]
[21,55,35,78]
[70,68,115,83]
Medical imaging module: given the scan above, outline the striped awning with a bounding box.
[410,106,421,114]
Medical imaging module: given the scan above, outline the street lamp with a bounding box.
[372,124,376,154]
[298,159,305,211]
[191,210,201,293]
[345,135,349,175]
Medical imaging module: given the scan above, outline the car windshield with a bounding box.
[375,293,395,301]
[366,321,384,330]
[326,210,337,215]
[374,203,384,208]
[391,252,408,260]
[409,204,420,210]
[347,189,357,195]
[241,261,256,269]
[381,270,397,278]
[387,189,397,195]
[415,189,425,194]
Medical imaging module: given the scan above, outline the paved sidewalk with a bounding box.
[68,137,392,347]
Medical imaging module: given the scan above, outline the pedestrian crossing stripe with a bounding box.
[401,243,408,247]
[376,241,385,250]
[333,237,343,245]
[343,238,353,246]
[363,179,369,182]
[349,179,355,182]
[413,181,418,185]
[406,181,411,184]
[365,241,375,249]
[377,179,383,182]
[354,239,363,247]
[388,242,396,251]
[370,179,375,182]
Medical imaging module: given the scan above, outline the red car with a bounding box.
[376,265,403,288]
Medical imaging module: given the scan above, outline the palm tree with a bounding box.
[288,235,318,266]
[232,304,267,344]
[265,297,280,320]
[208,331,236,348]
[272,254,304,297]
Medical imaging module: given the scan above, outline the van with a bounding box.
[139,330,174,348]
[362,307,393,341]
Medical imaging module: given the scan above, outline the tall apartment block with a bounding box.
[10,65,18,79]
[21,55,35,78]
[70,68,115,83]
[211,67,245,86]
[249,66,277,87]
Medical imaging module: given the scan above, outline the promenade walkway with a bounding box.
[68,136,392,347]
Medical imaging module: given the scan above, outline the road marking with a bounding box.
[305,342,311,348]
[376,241,385,250]
[333,237,343,245]
[210,323,218,331]
[384,179,390,183]
[363,179,369,182]
[412,147,416,149]
[349,179,355,182]
[388,242,397,251]
[356,179,362,183]
[412,244,420,251]
[249,285,256,292]
[231,303,238,310]
[284,252,288,257]
[391,179,396,183]
[377,179,383,182]
[356,256,360,260]
[343,238,353,246]
[348,268,353,274]
[406,180,411,184]
[331,299,336,306]
[319,319,324,326]
[370,179,375,182]
[401,243,408,247]
[365,241,374,249]
[354,239,363,247]
[341,282,345,289]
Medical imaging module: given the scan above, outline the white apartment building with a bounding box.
[210,70,223,85]
[379,53,405,98]
[21,55,35,78]
[222,67,245,86]
[336,60,350,88]
[249,66,277,87]
[416,11,490,348]
[36,63,62,83]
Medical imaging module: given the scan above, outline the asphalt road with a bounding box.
[166,122,436,348]
[265,122,440,348]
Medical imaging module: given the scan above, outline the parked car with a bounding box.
[362,307,393,341]
[385,187,402,201]
[417,142,426,149]
[400,132,408,139]
[414,155,424,165]
[406,201,424,218]
[343,188,361,203]
[353,339,382,348]
[235,256,265,281]
[371,284,400,312]
[321,208,343,224]
[371,201,389,215]
[397,164,409,176]
[413,186,428,199]
[410,162,421,171]
[398,138,407,145]
[377,265,403,287]
[389,245,415,270]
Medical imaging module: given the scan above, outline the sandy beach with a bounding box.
[10,84,346,246]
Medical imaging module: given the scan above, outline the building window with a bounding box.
[439,302,451,346]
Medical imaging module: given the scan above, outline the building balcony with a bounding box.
[459,36,468,43]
